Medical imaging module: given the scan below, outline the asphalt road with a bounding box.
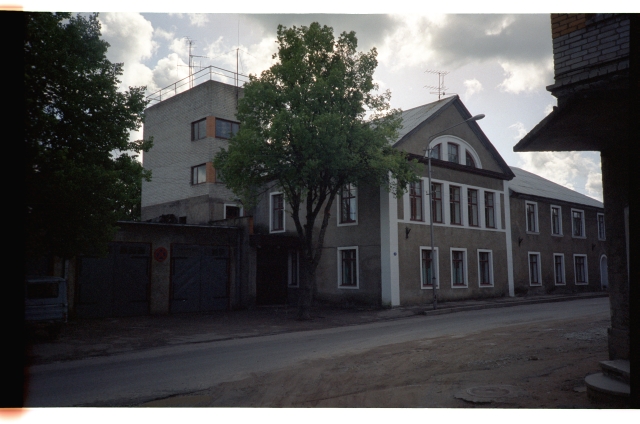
[24,297,609,407]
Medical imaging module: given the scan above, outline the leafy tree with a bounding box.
[25,12,152,260]
[214,23,418,319]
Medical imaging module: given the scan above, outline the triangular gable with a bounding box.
[394,95,514,179]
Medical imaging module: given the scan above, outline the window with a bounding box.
[554,254,565,285]
[339,184,357,225]
[477,250,493,287]
[420,248,439,288]
[597,213,606,240]
[410,180,423,221]
[431,183,443,223]
[572,209,585,238]
[270,193,284,232]
[224,204,242,219]
[450,185,461,225]
[528,252,541,286]
[191,164,207,185]
[429,144,441,160]
[485,192,496,228]
[215,118,240,139]
[465,151,476,167]
[451,249,467,287]
[574,255,588,285]
[551,206,562,236]
[288,251,299,287]
[338,247,358,288]
[215,168,225,184]
[468,189,479,227]
[191,118,206,141]
[526,201,538,233]
[448,143,459,163]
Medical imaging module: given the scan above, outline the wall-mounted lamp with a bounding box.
[518,237,523,247]
[405,227,411,239]
[592,243,596,251]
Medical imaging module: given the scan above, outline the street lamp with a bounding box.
[425,114,485,310]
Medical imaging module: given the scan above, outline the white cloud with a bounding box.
[517,151,603,201]
[151,53,190,94]
[497,59,553,94]
[508,122,528,140]
[463,78,483,100]
[484,15,516,36]
[154,27,175,41]
[188,13,210,27]
[99,13,157,91]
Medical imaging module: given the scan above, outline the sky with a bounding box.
[23,1,623,202]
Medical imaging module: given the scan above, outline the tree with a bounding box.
[214,23,419,319]
[25,12,152,260]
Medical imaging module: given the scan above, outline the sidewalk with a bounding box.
[25,292,608,366]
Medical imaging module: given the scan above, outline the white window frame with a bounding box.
[525,201,539,234]
[571,208,586,239]
[553,253,565,286]
[597,213,606,241]
[288,251,299,288]
[484,190,497,229]
[409,179,425,222]
[550,205,563,236]
[528,252,542,286]
[573,254,588,285]
[420,246,440,289]
[337,246,359,289]
[269,192,285,233]
[223,203,243,219]
[450,248,468,288]
[477,249,494,288]
[337,183,358,226]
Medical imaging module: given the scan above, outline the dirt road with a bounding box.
[140,314,611,408]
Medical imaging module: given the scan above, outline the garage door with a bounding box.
[170,244,229,313]
[76,242,151,318]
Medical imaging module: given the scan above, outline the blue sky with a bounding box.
[24,2,619,201]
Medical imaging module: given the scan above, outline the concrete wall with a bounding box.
[141,80,243,223]
[509,195,606,295]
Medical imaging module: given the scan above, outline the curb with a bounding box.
[421,292,608,316]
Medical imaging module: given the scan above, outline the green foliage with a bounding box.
[215,22,418,215]
[25,12,152,258]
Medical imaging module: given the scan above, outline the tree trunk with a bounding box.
[297,254,316,320]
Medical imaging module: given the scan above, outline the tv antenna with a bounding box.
[425,69,450,100]
[183,37,209,88]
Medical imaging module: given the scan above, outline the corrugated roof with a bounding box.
[508,166,603,208]
[392,96,457,145]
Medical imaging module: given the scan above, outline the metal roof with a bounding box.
[508,166,603,208]
[392,96,457,145]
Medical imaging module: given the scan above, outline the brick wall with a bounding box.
[550,14,630,90]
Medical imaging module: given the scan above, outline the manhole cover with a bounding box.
[455,385,524,404]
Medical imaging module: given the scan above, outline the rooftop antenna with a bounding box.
[183,37,209,89]
[425,69,450,100]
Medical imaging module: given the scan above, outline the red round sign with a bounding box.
[154,247,168,262]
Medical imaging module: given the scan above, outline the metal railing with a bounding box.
[146,65,251,104]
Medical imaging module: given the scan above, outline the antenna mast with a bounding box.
[425,69,449,100]
[183,37,208,89]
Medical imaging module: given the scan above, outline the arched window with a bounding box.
[466,151,476,167]
[429,143,441,160]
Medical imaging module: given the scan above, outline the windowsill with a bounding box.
[270,229,285,234]
[598,238,606,241]
[450,223,463,226]
[338,285,359,290]
[421,285,440,290]
[575,281,588,285]
[529,283,542,286]
[338,221,358,227]
[572,235,586,239]
[479,283,494,288]
[551,233,563,237]
[451,284,468,289]
[555,282,566,286]
[526,231,539,235]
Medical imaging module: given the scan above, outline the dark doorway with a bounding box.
[256,247,288,305]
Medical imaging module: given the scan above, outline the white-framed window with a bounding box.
[528,252,542,286]
[477,249,494,287]
[223,204,243,219]
[551,205,563,236]
[430,182,443,223]
[571,209,585,238]
[525,201,538,233]
[270,192,285,233]
[337,247,359,289]
[465,151,476,168]
[597,213,606,240]
[449,185,462,225]
[468,189,479,227]
[484,191,496,229]
[420,247,439,289]
[574,254,588,285]
[450,248,468,288]
[554,254,565,285]
[288,251,299,287]
[409,180,424,221]
[447,143,459,163]
[338,184,358,225]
